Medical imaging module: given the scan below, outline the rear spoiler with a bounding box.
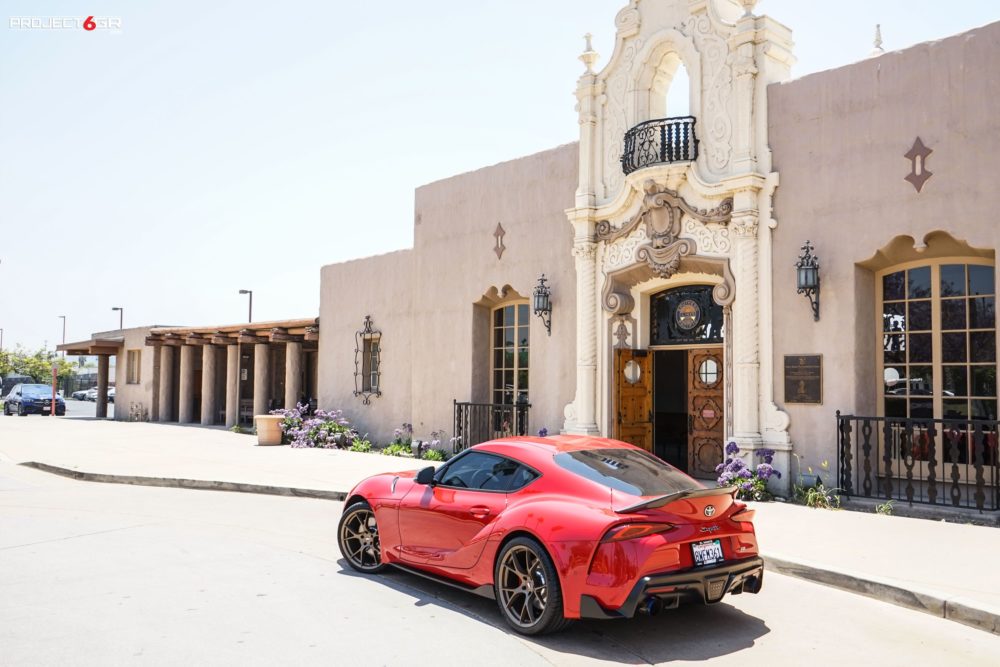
[615,486,737,514]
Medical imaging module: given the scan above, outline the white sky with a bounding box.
[1,0,997,350]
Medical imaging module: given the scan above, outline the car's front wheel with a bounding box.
[17,403,26,416]
[338,501,386,573]
[494,537,571,635]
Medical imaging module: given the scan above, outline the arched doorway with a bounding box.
[613,284,725,478]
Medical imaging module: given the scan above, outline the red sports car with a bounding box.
[337,435,763,635]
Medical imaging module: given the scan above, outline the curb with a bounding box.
[18,461,346,502]
[763,553,1000,636]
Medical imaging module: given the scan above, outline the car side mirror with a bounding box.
[415,466,436,486]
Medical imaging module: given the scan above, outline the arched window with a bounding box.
[491,302,529,405]
[878,259,996,424]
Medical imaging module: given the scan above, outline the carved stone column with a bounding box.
[730,213,762,446]
[253,343,270,418]
[158,346,174,422]
[565,240,600,435]
[178,345,196,424]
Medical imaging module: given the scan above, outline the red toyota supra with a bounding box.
[337,435,763,635]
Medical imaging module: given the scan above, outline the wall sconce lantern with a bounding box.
[533,274,552,336]
[796,241,820,321]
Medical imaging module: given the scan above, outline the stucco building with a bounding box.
[318,0,998,510]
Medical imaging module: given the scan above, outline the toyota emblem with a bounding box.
[704,505,716,517]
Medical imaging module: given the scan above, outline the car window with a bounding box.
[436,452,535,492]
[22,385,53,397]
[507,465,539,492]
[553,448,701,497]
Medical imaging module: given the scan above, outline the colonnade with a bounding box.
[155,340,305,426]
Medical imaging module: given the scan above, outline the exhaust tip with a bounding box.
[639,597,663,616]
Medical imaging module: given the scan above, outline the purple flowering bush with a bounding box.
[270,404,357,448]
[537,427,549,437]
[716,442,781,501]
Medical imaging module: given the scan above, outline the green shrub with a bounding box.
[793,482,841,509]
[381,443,413,457]
[349,438,373,453]
[422,449,446,462]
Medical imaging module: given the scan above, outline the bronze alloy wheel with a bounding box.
[494,537,570,635]
[338,501,386,573]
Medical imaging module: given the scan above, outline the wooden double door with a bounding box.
[614,347,724,477]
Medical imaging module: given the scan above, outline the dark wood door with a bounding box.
[688,348,724,476]
[614,349,653,453]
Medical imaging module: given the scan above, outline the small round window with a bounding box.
[698,358,720,386]
[623,360,642,385]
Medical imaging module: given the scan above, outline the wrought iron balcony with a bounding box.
[621,116,698,175]
[836,412,999,512]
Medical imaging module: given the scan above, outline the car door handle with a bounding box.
[469,505,491,518]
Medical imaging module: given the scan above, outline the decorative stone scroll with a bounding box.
[596,180,733,280]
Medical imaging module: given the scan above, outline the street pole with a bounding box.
[59,315,66,357]
[112,307,123,330]
[239,290,253,323]
[0,327,3,351]
[51,365,57,416]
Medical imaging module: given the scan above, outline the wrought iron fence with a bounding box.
[836,412,999,512]
[453,400,531,453]
[621,116,698,175]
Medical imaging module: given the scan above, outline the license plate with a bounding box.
[692,539,724,567]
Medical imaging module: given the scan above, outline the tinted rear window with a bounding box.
[554,448,700,497]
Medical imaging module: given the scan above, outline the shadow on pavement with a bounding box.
[337,560,769,664]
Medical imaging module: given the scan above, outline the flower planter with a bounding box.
[254,415,284,446]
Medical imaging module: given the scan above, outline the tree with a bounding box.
[0,346,78,384]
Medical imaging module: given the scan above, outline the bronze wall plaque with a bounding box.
[784,355,822,404]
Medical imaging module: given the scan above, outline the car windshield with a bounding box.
[22,385,54,397]
[553,448,702,497]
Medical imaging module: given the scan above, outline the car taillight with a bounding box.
[601,523,675,543]
[731,508,755,522]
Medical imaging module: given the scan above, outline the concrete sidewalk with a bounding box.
[1,415,998,634]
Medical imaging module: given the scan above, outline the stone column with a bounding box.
[200,345,219,425]
[96,355,109,419]
[731,213,762,446]
[178,345,196,424]
[285,342,302,410]
[158,346,174,421]
[253,343,270,417]
[225,344,239,427]
[565,240,600,435]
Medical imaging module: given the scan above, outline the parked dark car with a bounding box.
[3,384,66,416]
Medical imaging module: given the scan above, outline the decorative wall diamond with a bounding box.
[904,137,933,192]
[493,222,506,259]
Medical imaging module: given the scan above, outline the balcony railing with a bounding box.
[836,412,1000,512]
[453,400,530,453]
[621,116,698,175]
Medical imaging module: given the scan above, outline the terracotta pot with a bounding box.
[254,415,284,446]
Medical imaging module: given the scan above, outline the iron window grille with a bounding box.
[354,315,382,405]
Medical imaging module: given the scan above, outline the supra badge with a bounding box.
[704,505,716,517]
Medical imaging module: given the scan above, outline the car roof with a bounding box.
[472,435,642,469]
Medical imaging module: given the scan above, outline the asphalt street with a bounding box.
[1,462,998,666]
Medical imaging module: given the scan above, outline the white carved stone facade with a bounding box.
[563,0,795,490]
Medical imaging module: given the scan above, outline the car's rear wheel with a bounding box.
[17,404,26,416]
[338,501,386,573]
[494,537,571,635]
